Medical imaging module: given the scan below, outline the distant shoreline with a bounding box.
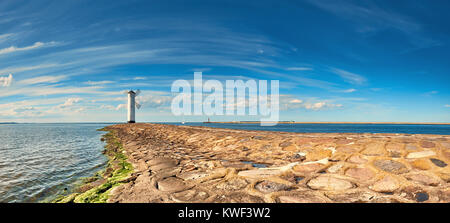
[201,121,450,125]
[2,121,449,125]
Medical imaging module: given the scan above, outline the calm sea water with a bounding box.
[169,122,450,135]
[0,123,110,203]
[1,122,449,203]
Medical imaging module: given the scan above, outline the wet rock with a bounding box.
[406,150,436,159]
[401,186,429,202]
[373,159,408,174]
[415,192,429,202]
[430,158,447,167]
[405,173,440,186]
[295,176,304,183]
[345,168,375,182]
[157,177,188,192]
[255,181,290,193]
[307,175,353,191]
[290,153,306,162]
[370,176,399,193]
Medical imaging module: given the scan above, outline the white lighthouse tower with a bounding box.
[126,90,141,123]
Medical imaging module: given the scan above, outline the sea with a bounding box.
[0,122,449,203]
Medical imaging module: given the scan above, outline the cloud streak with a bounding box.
[330,68,366,85]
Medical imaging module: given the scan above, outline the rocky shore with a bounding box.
[67,123,450,203]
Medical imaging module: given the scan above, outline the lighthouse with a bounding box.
[126,90,141,123]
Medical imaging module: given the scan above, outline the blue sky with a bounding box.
[0,0,449,122]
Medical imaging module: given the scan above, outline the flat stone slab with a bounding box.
[406,150,436,159]
[370,176,399,193]
[345,168,375,182]
[307,175,353,191]
[255,181,290,193]
[373,159,409,174]
[405,173,440,186]
[157,177,188,192]
[215,178,248,190]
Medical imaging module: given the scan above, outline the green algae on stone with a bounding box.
[54,129,133,203]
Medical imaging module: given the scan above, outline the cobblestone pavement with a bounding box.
[105,123,450,203]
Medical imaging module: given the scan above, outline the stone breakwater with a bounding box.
[104,123,450,203]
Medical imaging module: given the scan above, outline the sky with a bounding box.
[0,0,449,123]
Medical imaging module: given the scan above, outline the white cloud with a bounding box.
[286,67,313,71]
[83,80,115,85]
[0,33,14,43]
[0,64,59,74]
[330,68,366,85]
[0,73,13,87]
[303,101,343,110]
[58,98,82,108]
[17,75,67,85]
[289,99,303,103]
[1,106,44,118]
[0,42,44,55]
[116,104,126,110]
[342,88,357,93]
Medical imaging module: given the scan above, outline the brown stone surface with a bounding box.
[307,175,353,191]
[370,176,399,193]
[373,159,409,174]
[345,168,375,182]
[100,123,450,203]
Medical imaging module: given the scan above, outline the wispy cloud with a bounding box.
[0,42,44,55]
[341,88,357,93]
[0,33,14,43]
[17,75,67,85]
[330,68,366,85]
[424,90,438,96]
[83,80,115,85]
[286,67,313,71]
